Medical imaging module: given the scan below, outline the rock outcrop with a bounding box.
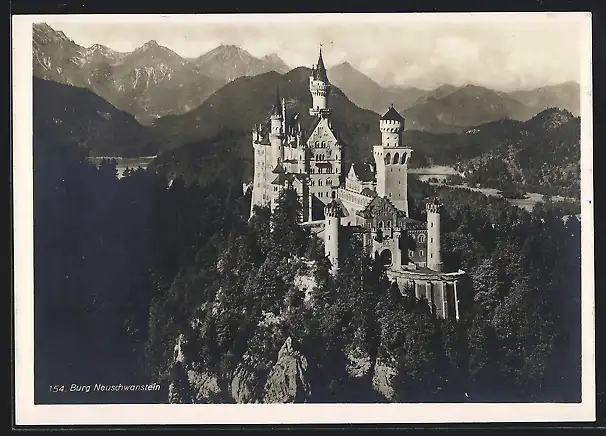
[262,336,311,403]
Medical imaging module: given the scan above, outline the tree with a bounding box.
[270,187,310,257]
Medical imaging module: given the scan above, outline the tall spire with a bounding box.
[314,44,328,82]
[272,86,281,117]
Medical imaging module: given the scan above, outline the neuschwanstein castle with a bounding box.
[250,48,465,320]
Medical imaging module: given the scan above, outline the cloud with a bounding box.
[359,57,380,73]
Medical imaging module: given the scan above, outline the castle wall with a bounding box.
[389,271,463,320]
[307,119,341,204]
[251,143,273,216]
[373,145,412,216]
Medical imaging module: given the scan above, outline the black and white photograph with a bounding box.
[12,12,594,425]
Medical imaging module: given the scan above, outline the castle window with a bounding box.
[321,141,326,148]
[418,234,425,242]
[319,180,323,186]
[310,180,315,186]
[386,221,391,228]
[315,141,320,147]
[319,192,323,198]
[431,237,433,243]
[408,250,414,257]
[379,221,384,228]
[419,250,424,256]
[431,253,433,259]
[385,153,391,165]
[401,153,407,164]
[393,153,400,164]
[327,178,332,185]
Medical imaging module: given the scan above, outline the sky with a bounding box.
[45,14,586,92]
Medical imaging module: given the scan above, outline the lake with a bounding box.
[87,156,157,178]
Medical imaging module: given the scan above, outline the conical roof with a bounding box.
[314,47,328,82]
[271,87,282,117]
[381,105,404,122]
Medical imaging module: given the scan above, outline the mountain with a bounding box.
[404,107,580,198]
[509,81,580,117]
[406,84,459,106]
[402,84,535,133]
[151,67,382,182]
[260,53,291,74]
[194,45,290,82]
[32,23,226,124]
[327,62,428,114]
[33,77,158,157]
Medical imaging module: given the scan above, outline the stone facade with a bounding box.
[250,48,465,319]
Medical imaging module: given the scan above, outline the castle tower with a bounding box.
[373,106,413,215]
[309,46,331,117]
[324,200,342,274]
[426,198,443,272]
[270,88,284,165]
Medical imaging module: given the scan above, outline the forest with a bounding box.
[34,137,581,404]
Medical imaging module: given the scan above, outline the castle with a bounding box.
[250,48,465,320]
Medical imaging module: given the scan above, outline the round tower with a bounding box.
[324,200,342,274]
[380,105,404,147]
[309,46,331,116]
[426,198,442,272]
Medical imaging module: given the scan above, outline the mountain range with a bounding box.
[328,61,580,133]
[32,23,290,124]
[34,23,581,133]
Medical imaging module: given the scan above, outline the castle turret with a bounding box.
[309,46,331,117]
[270,88,283,165]
[324,200,343,274]
[426,198,442,272]
[380,105,404,147]
[373,105,413,216]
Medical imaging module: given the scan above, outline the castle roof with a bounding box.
[270,172,308,186]
[324,199,346,217]
[313,48,328,82]
[272,162,286,173]
[352,162,376,183]
[360,187,377,198]
[381,105,404,122]
[271,88,282,117]
[356,195,407,220]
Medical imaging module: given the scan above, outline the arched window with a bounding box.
[326,178,332,185]
[384,153,391,165]
[386,221,391,228]
[315,141,320,147]
[393,152,400,164]
[408,250,414,257]
[401,153,407,164]
[318,179,323,186]
[419,250,424,257]
[379,221,384,228]
[316,155,320,161]
[418,234,425,243]
[310,180,315,186]
[321,141,326,148]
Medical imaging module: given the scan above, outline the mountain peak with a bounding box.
[529,107,575,129]
[33,22,71,44]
